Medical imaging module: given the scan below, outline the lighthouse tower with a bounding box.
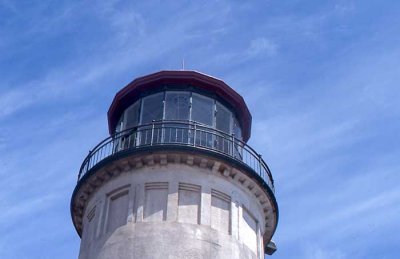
[71,71,278,259]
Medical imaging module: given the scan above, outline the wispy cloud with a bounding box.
[0,0,239,122]
[0,89,35,118]
[304,245,346,259]
[1,1,400,258]
[0,194,58,227]
[247,37,279,57]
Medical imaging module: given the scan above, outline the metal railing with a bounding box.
[78,121,274,193]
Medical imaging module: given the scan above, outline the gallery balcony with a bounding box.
[77,121,275,195]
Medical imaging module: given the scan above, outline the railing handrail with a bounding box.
[77,120,275,192]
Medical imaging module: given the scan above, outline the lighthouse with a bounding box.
[70,70,278,258]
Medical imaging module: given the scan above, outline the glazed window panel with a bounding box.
[233,117,243,159]
[115,115,124,133]
[233,117,242,140]
[165,92,190,120]
[125,101,140,129]
[191,93,214,126]
[114,115,125,151]
[164,92,191,143]
[216,102,231,134]
[139,93,164,145]
[140,93,164,124]
[216,102,232,154]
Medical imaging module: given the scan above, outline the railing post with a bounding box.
[231,133,235,158]
[111,135,116,154]
[271,178,275,192]
[151,122,155,146]
[257,154,262,177]
[85,150,92,175]
[193,124,197,147]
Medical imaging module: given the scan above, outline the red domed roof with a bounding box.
[108,70,252,142]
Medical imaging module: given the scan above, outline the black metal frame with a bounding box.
[77,120,275,193]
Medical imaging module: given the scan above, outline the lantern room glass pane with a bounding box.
[233,117,243,159]
[165,92,190,120]
[164,91,190,144]
[192,93,214,126]
[140,93,164,124]
[115,114,124,132]
[234,117,242,140]
[216,102,231,134]
[215,102,232,154]
[125,101,140,129]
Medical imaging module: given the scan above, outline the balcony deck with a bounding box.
[77,121,275,194]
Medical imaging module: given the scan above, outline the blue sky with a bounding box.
[0,1,399,258]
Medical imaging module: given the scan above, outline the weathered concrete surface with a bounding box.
[74,154,277,259]
[95,222,256,259]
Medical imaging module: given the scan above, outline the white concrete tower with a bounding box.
[71,71,278,259]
